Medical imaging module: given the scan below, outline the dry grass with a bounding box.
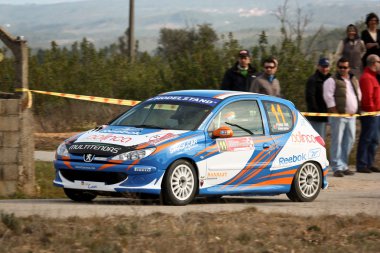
[1,209,379,253]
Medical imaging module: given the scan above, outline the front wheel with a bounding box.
[161,160,197,206]
[64,188,97,202]
[286,162,322,202]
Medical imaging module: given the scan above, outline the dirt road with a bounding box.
[1,170,379,218]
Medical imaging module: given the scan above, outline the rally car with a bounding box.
[54,90,329,205]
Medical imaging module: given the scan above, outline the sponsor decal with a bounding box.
[83,154,95,162]
[308,148,321,159]
[216,137,255,152]
[133,167,155,173]
[101,128,143,135]
[290,131,316,143]
[74,165,97,170]
[279,153,306,165]
[207,171,228,179]
[147,95,220,106]
[69,144,122,154]
[148,133,178,145]
[85,133,132,143]
[78,181,105,189]
[170,139,198,153]
[273,122,290,131]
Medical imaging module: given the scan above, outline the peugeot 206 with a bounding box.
[54,90,329,205]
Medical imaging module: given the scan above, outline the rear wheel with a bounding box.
[286,162,322,202]
[161,160,197,205]
[64,188,97,202]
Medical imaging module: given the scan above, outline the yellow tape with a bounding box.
[14,88,380,117]
[15,87,33,109]
[15,88,141,106]
[301,111,380,117]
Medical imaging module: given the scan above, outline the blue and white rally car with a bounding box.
[54,90,329,205]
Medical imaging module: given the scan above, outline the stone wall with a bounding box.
[0,99,35,196]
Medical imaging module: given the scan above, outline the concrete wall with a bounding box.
[0,99,35,196]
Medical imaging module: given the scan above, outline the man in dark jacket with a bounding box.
[221,49,257,91]
[305,57,331,139]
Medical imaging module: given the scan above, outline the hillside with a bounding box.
[0,0,378,51]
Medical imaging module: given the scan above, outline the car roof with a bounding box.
[160,90,292,104]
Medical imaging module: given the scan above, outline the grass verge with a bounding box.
[0,209,380,253]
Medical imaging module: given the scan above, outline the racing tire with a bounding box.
[161,159,198,206]
[64,188,97,202]
[286,162,322,202]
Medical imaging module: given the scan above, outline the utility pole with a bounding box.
[128,0,135,63]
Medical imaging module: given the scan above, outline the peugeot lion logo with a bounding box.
[83,154,95,162]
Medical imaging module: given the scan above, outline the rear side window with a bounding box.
[263,101,293,134]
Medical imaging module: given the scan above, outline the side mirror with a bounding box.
[212,126,233,138]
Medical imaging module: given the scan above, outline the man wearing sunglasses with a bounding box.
[249,57,281,97]
[323,57,362,177]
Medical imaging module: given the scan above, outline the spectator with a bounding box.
[323,57,362,177]
[356,54,380,173]
[305,57,331,139]
[361,13,380,67]
[249,57,281,97]
[221,49,257,91]
[335,24,366,78]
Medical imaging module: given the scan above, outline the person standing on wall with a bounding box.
[305,57,331,139]
[220,49,257,91]
[249,57,281,97]
[356,54,380,173]
[335,24,366,78]
[323,57,361,177]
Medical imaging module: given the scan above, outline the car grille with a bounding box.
[60,169,128,185]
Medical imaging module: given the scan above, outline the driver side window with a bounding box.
[209,100,264,136]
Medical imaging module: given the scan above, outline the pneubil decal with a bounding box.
[101,128,144,135]
[216,137,255,152]
[147,95,220,106]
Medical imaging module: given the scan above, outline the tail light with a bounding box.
[315,136,325,147]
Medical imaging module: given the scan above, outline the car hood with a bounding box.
[71,126,188,148]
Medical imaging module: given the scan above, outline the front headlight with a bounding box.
[56,142,69,156]
[111,147,156,161]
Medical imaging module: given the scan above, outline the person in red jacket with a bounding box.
[356,54,380,173]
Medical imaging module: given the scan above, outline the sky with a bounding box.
[0,0,85,4]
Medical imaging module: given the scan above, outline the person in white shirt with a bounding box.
[323,57,362,177]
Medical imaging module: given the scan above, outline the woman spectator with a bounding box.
[361,13,380,67]
[335,24,366,78]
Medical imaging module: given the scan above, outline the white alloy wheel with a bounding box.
[162,160,197,205]
[298,163,320,198]
[170,164,195,201]
[287,162,322,202]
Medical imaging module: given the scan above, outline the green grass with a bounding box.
[35,161,66,198]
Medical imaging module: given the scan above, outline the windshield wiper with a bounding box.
[225,122,254,135]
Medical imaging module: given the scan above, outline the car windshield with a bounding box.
[110,101,213,130]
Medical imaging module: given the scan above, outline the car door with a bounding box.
[203,100,276,188]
